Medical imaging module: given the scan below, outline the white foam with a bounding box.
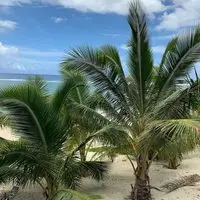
[0,79,61,83]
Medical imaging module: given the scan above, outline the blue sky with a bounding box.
[0,0,199,74]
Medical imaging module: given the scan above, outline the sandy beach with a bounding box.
[1,128,200,200]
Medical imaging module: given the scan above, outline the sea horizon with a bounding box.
[0,73,62,93]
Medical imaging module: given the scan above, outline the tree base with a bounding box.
[131,182,151,200]
[165,158,180,170]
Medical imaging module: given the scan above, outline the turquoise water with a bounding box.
[0,73,62,93]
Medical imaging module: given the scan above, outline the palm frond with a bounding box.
[161,174,200,193]
[79,161,108,181]
[100,45,130,96]
[159,37,178,71]
[52,70,88,112]
[139,119,200,153]
[0,140,57,185]
[127,0,153,112]
[153,76,200,120]
[0,84,68,153]
[88,145,131,161]
[156,26,200,95]
[26,75,48,95]
[84,93,123,123]
[61,155,83,189]
[67,101,110,132]
[61,46,131,117]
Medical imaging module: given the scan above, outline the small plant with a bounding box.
[0,77,111,200]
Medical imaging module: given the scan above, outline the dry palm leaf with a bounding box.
[161,174,200,193]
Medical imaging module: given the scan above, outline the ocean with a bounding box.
[0,73,62,93]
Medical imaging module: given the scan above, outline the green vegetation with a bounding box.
[0,77,109,200]
[61,1,200,199]
[1,1,200,200]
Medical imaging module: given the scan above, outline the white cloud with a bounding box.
[157,0,200,30]
[1,0,167,15]
[0,42,19,55]
[46,0,167,15]
[152,45,165,54]
[0,43,63,58]
[0,42,61,73]
[0,0,31,6]
[0,42,25,72]
[0,20,17,33]
[51,17,67,23]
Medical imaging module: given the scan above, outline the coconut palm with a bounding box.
[61,71,103,162]
[0,77,114,200]
[157,75,200,169]
[60,70,128,162]
[61,1,200,199]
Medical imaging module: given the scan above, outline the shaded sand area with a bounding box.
[1,128,200,200]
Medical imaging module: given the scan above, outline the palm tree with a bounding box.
[61,71,103,162]
[0,77,112,200]
[158,76,200,169]
[60,70,128,162]
[61,1,200,199]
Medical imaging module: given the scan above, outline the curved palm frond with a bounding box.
[61,46,132,119]
[26,75,48,95]
[0,140,57,186]
[0,84,68,153]
[139,119,200,153]
[127,1,153,113]
[156,26,200,95]
[52,70,88,112]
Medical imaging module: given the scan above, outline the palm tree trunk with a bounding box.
[167,157,180,169]
[80,144,86,161]
[45,177,57,200]
[131,156,151,200]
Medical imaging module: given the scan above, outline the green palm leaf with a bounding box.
[127,1,153,112]
[156,26,200,95]
[0,84,68,153]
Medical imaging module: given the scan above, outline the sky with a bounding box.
[0,0,200,75]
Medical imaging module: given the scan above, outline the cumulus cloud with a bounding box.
[45,0,167,15]
[157,0,200,30]
[51,17,67,23]
[0,42,25,72]
[0,0,31,6]
[1,0,167,15]
[0,42,19,55]
[0,20,17,33]
[0,42,61,73]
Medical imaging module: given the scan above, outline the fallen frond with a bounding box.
[161,174,200,193]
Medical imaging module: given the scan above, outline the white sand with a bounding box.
[1,128,200,200]
[0,127,18,141]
